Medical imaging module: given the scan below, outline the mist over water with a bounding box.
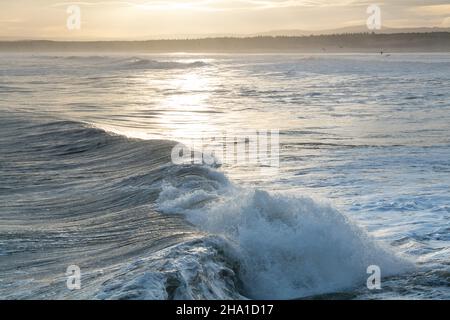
[0,53,449,299]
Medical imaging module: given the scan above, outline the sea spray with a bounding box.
[157,165,413,299]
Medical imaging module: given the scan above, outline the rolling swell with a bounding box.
[30,55,209,71]
[0,112,204,299]
[121,58,208,70]
[0,112,411,299]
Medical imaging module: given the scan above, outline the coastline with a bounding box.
[1,33,450,53]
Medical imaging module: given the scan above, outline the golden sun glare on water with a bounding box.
[156,70,219,140]
[95,66,218,142]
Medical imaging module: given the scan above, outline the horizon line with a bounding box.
[1,31,450,43]
[2,25,450,42]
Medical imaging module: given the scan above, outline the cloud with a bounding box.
[50,0,373,12]
[409,4,450,16]
[2,0,448,40]
[441,16,450,27]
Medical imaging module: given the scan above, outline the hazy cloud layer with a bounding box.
[1,0,449,39]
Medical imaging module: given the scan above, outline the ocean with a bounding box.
[0,53,449,299]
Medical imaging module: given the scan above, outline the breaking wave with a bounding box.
[0,113,412,300]
[155,166,412,299]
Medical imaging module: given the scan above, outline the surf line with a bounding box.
[176,305,210,318]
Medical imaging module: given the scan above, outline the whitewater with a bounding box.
[0,53,449,299]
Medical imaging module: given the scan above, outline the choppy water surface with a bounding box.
[0,53,449,299]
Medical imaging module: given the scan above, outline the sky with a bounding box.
[0,0,450,40]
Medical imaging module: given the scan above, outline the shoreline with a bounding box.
[1,33,449,53]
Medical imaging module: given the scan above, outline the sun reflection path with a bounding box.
[153,69,223,143]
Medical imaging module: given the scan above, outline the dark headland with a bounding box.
[1,33,450,53]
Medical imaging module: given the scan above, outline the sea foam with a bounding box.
[157,165,413,299]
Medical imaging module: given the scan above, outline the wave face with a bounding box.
[0,113,196,299]
[0,112,410,300]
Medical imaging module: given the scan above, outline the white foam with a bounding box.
[157,167,413,299]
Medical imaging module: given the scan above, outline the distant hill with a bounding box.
[1,32,449,53]
[253,26,450,37]
[2,26,450,41]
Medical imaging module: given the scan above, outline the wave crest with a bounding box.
[122,58,208,70]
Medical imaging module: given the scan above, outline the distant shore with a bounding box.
[1,32,450,53]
